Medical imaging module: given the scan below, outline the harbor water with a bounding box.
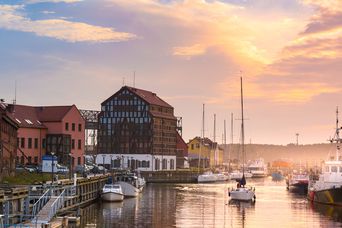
[78,178,342,227]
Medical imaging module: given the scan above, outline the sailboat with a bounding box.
[198,104,217,183]
[228,77,256,201]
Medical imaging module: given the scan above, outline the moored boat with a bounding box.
[114,171,146,197]
[286,173,309,191]
[101,184,124,202]
[308,108,342,206]
[197,171,217,183]
[248,158,268,178]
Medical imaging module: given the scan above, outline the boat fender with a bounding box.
[228,192,230,196]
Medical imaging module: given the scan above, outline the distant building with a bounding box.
[0,102,18,179]
[176,132,189,169]
[97,86,177,171]
[6,104,85,168]
[187,137,223,168]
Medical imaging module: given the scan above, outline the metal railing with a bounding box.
[31,189,51,219]
[47,189,66,222]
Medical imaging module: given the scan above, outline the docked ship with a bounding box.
[308,108,342,206]
[248,158,268,178]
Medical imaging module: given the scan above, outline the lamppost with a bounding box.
[102,154,106,174]
[110,155,113,171]
[51,151,55,186]
[69,153,73,180]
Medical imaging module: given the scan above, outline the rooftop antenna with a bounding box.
[13,80,17,105]
[133,71,136,88]
[122,77,125,86]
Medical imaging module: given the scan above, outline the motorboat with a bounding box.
[101,184,124,202]
[114,171,146,197]
[228,77,256,202]
[248,158,268,178]
[229,170,253,180]
[197,171,217,183]
[215,173,229,181]
[286,172,309,191]
[308,108,342,206]
[271,170,284,181]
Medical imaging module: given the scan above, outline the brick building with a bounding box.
[0,102,18,179]
[97,86,178,171]
[6,104,85,168]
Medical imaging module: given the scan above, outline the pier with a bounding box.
[0,174,110,227]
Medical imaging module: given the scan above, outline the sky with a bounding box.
[0,0,341,145]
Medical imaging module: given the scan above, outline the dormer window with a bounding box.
[25,119,33,124]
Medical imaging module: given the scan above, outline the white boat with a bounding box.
[215,173,229,181]
[228,77,256,202]
[229,170,253,180]
[248,158,268,178]
[101,184,124,202]
[198,171,217,183]
[308,108,342,206]
[229,186,256,201]
[115,171,146,197]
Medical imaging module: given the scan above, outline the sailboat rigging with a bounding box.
[228,77,256,201]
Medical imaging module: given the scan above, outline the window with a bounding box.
[28,138,32,149]
[34,138,38,149]
[28,156,32,164]
[72,123,75,131]
[77,157,81,165]
[191,144,194,150]
[162,159,167,170]
[170,159,175,170]
[72,139,75,149]
[78,139,82,150]
[21,138,25,148]
[42,138,46,149]
[65,122,69,131]
[78,124,82,132]
[331,166,338,172]
[34,156,38,164]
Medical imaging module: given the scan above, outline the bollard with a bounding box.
[62,216,69,228]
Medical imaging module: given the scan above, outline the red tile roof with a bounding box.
[35,106,73,122]
[6,104,74,128]
[7,104,46,129]
[125,86,173,108]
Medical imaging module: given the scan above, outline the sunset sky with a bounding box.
[0,0,341,145]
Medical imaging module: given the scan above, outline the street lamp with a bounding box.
[102,154,106,175]
[51,152,55,186]
[69,153,73,180]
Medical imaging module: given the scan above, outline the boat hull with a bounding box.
[198,174,217,183]
[229,188,255,201]
[117,181,142,197]
[308,187,342,206]
[101,192,124,202]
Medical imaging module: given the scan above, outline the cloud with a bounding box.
[0,4,136,42]
[108,0,308,69]
[173,44,207,58]
[26,0,83,4]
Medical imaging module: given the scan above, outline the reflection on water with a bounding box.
[79,178,342,227]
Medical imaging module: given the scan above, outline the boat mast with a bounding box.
[230,113,233,172]
[335,107,340,161]
[198,104,205,171]
[203,104,205,169]
[240,77,245,174]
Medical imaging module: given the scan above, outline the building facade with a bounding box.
[0,103,18,179]
[187,137,223,168]
[176,132,189,169]
[97,86,177,171]
[6,104,85,168]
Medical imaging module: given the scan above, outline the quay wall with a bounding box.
[141,171,198,183]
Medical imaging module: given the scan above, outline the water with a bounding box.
[78,178,342,227]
